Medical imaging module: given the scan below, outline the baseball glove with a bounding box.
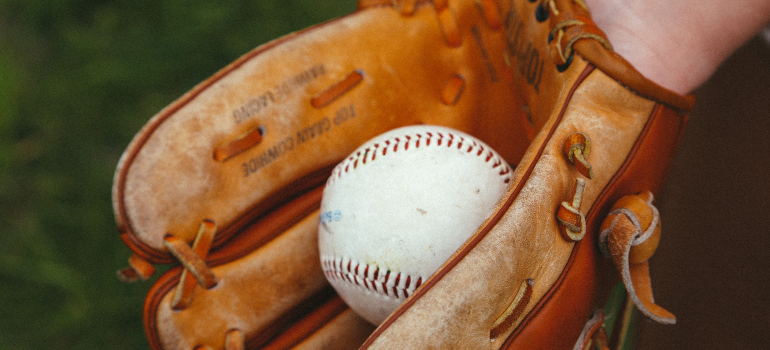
[113,0,694,349]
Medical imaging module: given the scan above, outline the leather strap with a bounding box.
[116,254,156,282]
[600,191,675,324]
[572,310,609,350]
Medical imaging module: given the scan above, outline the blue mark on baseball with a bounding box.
[320,210,343,223]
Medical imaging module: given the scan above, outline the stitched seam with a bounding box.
[321,257,423,300]
[327,130,512,186]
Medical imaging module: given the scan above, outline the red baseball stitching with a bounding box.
[328,129,513,185]
[323,130,511,300]
[321,257,423,300]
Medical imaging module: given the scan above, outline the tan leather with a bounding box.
[361,0,691,348]
[113,0,526,263]
[499,101,687,349]
[118,1,532,349]
[118,0,693,349]
[361,65,662,349]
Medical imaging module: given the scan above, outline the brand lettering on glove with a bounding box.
[505,5,544,92]
[240,104,356,177]
[241,136,295,177]
[232,64,327,124]
[332,104,356,126]
[296,117,332,145]
[470,26,499,83]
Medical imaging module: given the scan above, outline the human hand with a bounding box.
[586,0,770,94]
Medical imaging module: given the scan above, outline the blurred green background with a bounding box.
[0,1,356,348]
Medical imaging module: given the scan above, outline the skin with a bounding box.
[585,0,770,95]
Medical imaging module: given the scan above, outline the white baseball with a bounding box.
[317,125,512,325]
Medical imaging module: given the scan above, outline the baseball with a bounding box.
[318,125,512,325]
